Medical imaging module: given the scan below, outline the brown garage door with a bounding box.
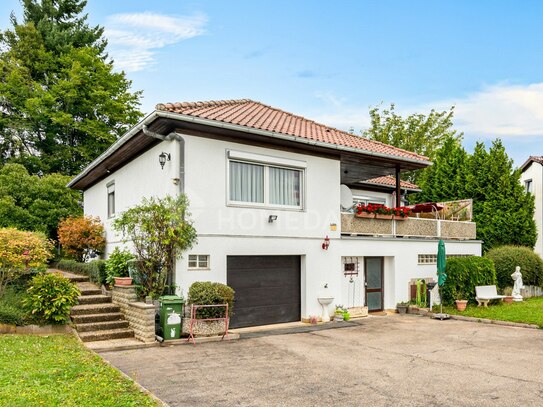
[227,255,301,328]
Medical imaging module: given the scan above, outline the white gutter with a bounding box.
[68,110,432,188]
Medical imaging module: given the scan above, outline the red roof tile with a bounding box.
[156,99,429,163]
[363,176,420,190]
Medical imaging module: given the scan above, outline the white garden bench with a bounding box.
[475,285,506,307]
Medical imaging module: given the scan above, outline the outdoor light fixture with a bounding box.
[159,152,171,170]
[322,235,330,250]
[268,215,278,223]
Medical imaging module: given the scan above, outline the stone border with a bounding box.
[401,309,540,330]
[0,323,73,335]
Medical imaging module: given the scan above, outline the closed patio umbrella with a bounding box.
[434,239,449,320]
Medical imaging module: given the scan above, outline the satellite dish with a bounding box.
[340,185,353,210]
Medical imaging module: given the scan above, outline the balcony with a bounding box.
[340,214,477,240]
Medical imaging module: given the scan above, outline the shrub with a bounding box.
[485,245,543,289]
[56,259,107,285]
[0,287,30,326]
[441,257,496,305]
[105,247,135,284]
[0,228,53,295]
[24,272,80,323]
[187,281,235,319]
[57,216,106,262]
[113,195,197,298]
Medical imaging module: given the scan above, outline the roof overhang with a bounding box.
[69,110,432,190]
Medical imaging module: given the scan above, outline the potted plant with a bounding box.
[396,302,409,314]
[393,206,411,221]
[334,305,345,321]
[374,205,394,220]
[105,247,135,286]
[455,291,468,311]
[354,203,375,219]
[503,287,513,303]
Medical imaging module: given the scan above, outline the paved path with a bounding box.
[101,315,543,407]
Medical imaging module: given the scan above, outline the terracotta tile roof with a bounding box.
[363,176,420,190]
[520,156,543,171]
[156,99,429,163]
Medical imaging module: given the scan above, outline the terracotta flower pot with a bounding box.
[503,296,513,304]
[455,300,468,311]
[355,212,375,219]
[114,277,133,286]
[375,214,393,220]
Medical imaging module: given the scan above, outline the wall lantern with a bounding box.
[159,152,171,170]
[268,215,278,223]
[322,235,330,250]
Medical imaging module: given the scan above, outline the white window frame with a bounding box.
[188,254,210,270]
[107,181,115,218]
[226,150,306,211]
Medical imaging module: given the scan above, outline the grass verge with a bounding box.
[434,296,543,328]
[0,334,158,406]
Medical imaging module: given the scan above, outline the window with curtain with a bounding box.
[229,160,303,208]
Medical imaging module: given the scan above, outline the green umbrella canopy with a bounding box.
[437,239,447,286]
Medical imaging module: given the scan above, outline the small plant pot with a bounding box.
[397,305,408,315]
[455,300,468,311]
[334,313,344,322]
[503,296,513,304]
[114,277,133,286]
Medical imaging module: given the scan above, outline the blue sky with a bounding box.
[2,0,543,165]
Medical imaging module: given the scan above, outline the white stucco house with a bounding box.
[520,156,543,257]
[69,99,481,328]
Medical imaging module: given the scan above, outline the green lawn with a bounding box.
[0,335,158,406]
[435,297,543,328]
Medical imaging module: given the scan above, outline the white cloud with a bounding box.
[429,82,543,138]
[311,83,543,138]
[105,12,207,72]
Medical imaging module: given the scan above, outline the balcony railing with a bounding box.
[341,213,477,240]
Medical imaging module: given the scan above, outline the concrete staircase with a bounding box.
[64,273,134,342]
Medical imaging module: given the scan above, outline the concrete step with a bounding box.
[78,287,102,296]
[75,320,130,332]
[71,312,125,324]
[77,295,112,305]
[71,303,120,316]
[78,328,134,342]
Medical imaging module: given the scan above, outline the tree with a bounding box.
[363,104,462,183]
[0,0,142,175]
[0,163,82,238]
[113,195,198,299]
[465,140,537,251]
[57,216,105,261]
[0,227,53,295]
[414,137,468,203]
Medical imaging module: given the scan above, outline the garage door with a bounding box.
[227,255,301,328]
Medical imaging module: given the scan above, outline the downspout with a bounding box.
[142,125,185,291]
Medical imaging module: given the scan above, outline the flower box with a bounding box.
[375,214,393,220]
[355,212,375,219]
[394,215,408,221]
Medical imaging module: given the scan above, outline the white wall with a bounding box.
[83,140,178,255]
[520,162,543,256]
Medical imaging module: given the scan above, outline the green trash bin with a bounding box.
[159,295,184,340]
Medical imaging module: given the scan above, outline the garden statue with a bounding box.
[511,266,524,302]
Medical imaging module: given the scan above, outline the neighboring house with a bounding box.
[69,99,481,328]
[520,156,543,257]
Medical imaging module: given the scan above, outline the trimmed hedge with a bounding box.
[187,281,235,319]
[56,259,107,285]
[485,245,543,289]
[441,257,497,305]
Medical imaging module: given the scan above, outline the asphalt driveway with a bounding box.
[100,315,543,407]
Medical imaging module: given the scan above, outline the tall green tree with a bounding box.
[363,104,462,184]
[0,163,82,238]
[0,0,142,175]
[465,140,536,251]
[415,137,468,203]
